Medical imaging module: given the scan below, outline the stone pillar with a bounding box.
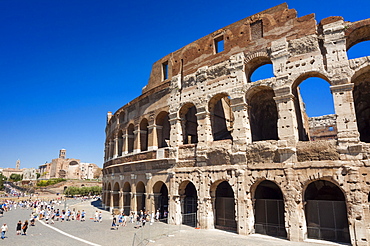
[133,129,141,153]
[230,99,252,147]
[131,182,137,213]
[168,194,182,225]
[109,140,114,159]
[196,109,212,145]
[283,168,305,242]
[169,113,182,147]
[122,132,127,155]
[273,86,299,144]
[345,167,368,246]
[104,143,108,161]
[147,124,159,151]
[331,83,360,146]
[109,191,114,213]
[113,136,119,158]
[119,190,124,212]
[235,170,248,235]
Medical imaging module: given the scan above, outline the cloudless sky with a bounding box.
[1,0,370,169]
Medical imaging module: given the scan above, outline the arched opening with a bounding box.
[353,67,370,143]
[117,130,123,157]
[123,182,131,215]
[136,181,146,212]
[209,94,233,141]
[127,124,135,153]
[304,180,350,243]
[247,86,278,141]
[293,75,335,141]
[179,181,198,227]
[214,181,236,231]
[245,56,273,83]
[250,64,274,82]
[347,40,370,59]
[180,103,198,144]
[254,180,286,238]
[113,182,120,209]
[156,111,170,148]
[106,183,112,209]
[153,181,169,222]
[140,118,149,151]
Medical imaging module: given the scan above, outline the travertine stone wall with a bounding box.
[102,4,370,246]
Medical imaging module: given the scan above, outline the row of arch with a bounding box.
[106,65,370,160]
[103,178,351,243]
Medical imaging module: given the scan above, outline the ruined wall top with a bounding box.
[143,3,318,93]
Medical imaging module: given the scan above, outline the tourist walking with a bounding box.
[22,220,28,235]
[16,220,22,235]
[1,223,8,239]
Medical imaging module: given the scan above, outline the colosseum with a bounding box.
[102,3,370,245]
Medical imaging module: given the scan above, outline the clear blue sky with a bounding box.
[1,0,369,169]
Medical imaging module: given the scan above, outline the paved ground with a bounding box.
[0,198,348,246]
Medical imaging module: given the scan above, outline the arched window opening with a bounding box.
[123,182,131,215]
[127,124,135,153]
[304,180,349,243]
[294,76,335,141]
[113,182,120,209]
[353,68,370,143]
[248,87,278,141]
[254,180,287,238]
[180,104,198,144]
[136,181,146,212]
[140,119,149,151]
[153,181,169,223]
[215,181,236,231]
[180,181,198,227]
[250,64,274,82]
[347,40,370,59]
[118,130,123,157]
[156,112,171,148]
[106,183,112,210]
[209,95,233,141]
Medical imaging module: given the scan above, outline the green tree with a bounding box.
[9,173,22,182]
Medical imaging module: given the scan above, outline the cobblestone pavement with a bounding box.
[0,198,348,246]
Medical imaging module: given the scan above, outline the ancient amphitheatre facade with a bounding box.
[102,4,370,245]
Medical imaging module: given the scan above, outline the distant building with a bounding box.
[38,149,100,180]
[0,159,24,179]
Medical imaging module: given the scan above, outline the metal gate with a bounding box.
[305,200,350,243]
[215,197,236,231]
[182,197,197,227]
[255,199,287,238]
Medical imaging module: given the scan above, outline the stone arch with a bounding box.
[253,180,287,238]
[345,19,370,50]
[153,181,169,221]
[140,118,149,151]
[246,86,278,141]
[156,111,171,148]
[352,65,370,143]
[211,180,237,231]
[113,182,120,209]
[123,182,131,215]
[244,54,272,82]
[292,72,332,141]
[179,180,198,227]
[304,179,350,243]
[208,93,233,141]
[179,103,198,144]
[136,181,146,212]
[127,123,135,153]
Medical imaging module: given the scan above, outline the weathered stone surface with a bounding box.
[102,4,370,246]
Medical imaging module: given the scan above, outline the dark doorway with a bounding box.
[305,180,350,243]
[215,181,236,231]
[182,182,198,227]
[254,180,287,238]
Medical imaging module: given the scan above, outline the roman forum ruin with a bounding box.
[102,4,370,245]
